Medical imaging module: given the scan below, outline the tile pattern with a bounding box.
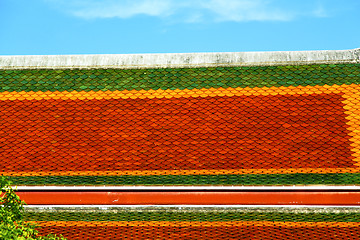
[1,63,360,185]
[25,208,360,239]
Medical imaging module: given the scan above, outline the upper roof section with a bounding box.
[0,48,359,70]
[1,49,360,187]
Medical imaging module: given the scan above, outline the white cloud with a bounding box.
[73,0,173,19]
[200,0,293,22]
[312,4,328,18]
[46,0,326,22]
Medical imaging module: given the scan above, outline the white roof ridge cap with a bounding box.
[0,48,358,69]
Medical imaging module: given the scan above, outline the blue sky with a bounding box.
[0,0,359,55]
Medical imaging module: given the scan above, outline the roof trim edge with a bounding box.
[0,48,359,70]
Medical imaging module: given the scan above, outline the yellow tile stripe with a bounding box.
[342,86,360,168]
[31,221,360,228]
[0,84,349,101]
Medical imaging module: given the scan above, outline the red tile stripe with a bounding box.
[0,93,354,173]
[16,191,360,205]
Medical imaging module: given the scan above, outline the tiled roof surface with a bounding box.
[25,207,360,239]
[1,61,360,186]
[2,50,360,239]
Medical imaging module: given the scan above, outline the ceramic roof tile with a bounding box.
[0,50,360,186]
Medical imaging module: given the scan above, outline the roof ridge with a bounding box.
[0,48,358,70]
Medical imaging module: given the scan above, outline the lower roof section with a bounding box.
[24,206,360,239]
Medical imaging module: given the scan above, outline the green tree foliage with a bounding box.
[0,176,66,240]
